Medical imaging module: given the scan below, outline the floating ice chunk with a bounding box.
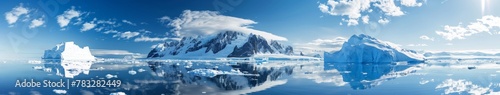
[53,89,67,94]
[33,66,43,70]
[436,79,491,95]
[109,92,126,95]
[28,60,42,64]
[106,74,118,79]
[419,79,434,85]
[137,68,146,72]
[43,68,52,72]
[128,70,137,75]
[96,67,105,70]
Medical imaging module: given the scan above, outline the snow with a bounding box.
[148,31,294,58]
[43,42,95,60]
[324,34,425,63]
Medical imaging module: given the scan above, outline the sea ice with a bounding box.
[52,89,67,94]
[128,70,137,75]
[109,92,126,95]
[106,74,118,79]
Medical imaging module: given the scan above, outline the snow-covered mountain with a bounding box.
[324,34,424,63]
[147,31,294,58]
[43,42,95,60]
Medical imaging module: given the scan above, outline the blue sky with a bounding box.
[0,0,499,60]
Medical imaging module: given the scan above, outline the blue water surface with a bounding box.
[1,59,500,95]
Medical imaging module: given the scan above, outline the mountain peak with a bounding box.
[148,31,294,58]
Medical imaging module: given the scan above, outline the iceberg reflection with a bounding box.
[325,62,423,90]
[41,60,93,78]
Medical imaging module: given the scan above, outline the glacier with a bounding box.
[147,31,294,58]
[43,42,95,60]
[324,34,424,63]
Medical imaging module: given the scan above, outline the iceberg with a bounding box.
[43,42,95,60]
[324,34,424,63]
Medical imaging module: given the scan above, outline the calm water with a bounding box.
[1,59,500,95]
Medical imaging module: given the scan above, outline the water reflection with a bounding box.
[28,60,430,94]
[40,60,93,78]
[136,61,294,95]
[325,62,423,90]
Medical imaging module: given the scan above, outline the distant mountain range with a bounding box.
[147,31,294,58]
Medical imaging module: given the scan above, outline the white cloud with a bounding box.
[113,31,140,39]
[362,15,369,24]
[29,18,44,29]
[159,16,171,23]
[419,35,434,41]
[169,10,287,41]
[343,18,359,26]
[374,0,404,16]
[400,0,423,7]
[378,18,390,25]
[81,22,96,32]
[294,37,347,55]
[57,7,81,28]
[445,43,453,45]
[5,4,29,25]
[318,0,370,26]
[122,20,136,26]
[104,30,118,34]
[318,0,422,26]
[134,36,181,42]
[407,44,427,47]
[436,15,500,40]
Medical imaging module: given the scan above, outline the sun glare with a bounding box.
[482,0,485,15]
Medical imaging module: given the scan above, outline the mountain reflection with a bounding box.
[144,61,294,95]
[41,60,93,78]
[325,62,423,90]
